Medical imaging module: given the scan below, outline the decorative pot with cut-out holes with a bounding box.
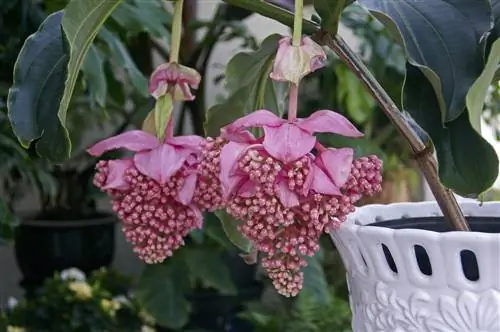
[330,201,500,332]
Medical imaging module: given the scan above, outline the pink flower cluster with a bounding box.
[88,35,383,297]
[217,110,382,296]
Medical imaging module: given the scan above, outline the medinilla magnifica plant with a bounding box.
[6,0,500,298]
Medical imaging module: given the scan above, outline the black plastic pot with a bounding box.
[14,213,117,295]
[370,216,500,281]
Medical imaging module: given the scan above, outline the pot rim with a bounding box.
[20,213,118,228]
[338,200,500,239]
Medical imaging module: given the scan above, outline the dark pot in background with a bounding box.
[14,213,117,296]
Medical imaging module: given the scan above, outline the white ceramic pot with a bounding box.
[330,201,500,332]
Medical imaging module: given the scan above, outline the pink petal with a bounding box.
[301,154,314,196]
[220,142,251,198]
[237,179,257,198]
[263,123,316,163]
[177,173,198,205]
[221,110,285,142]
[102,159,134,190]
[301,36,327,72]
[277,178,300,208]
[87,131,159,156]
[311,164,342,195]
[318,148,354,187]
[167,135,204,151]
[297,110,363,137]
[134,144,187,184]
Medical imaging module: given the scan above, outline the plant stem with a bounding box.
[293,0,303,46]
[170,0,184,63]
[321,33,469,231]
[288,84,298,120]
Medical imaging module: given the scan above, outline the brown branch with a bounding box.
[320,33,469,231]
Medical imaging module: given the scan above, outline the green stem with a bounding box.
[170,0,185,63]
[288,84,298,120]
[292,0,303,45]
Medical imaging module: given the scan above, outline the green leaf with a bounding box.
[82,45,107,108]
[98,27,148,96]
[466,39,500,134]
[314,0,348,33]
[111,0,171,39]
[214,210,253,253]
[404,64,498,196]
[357,0,492,122]
[135,261,190,329]
[185,248,237,295]
[204,212,236,250]
[317,134,386,161]
[302,254,330,305]
[7,11,70,161]
[205,34,287,137]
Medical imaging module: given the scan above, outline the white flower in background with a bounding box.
[7,297,18,309]
[60,268,86,281]
[7,326,26,332]
[139,309,156,326]
[68,281,93,299]
[112,295,130,306]
[141,326,156,332]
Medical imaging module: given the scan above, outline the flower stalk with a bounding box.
[320,33,470,232]
[170,0,184,63]
[292,0,303,46]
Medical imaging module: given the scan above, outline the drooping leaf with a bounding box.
[404,64,498,196]
[185,248,237,295]
[82,45,107,108]
[357,0,492,122]
[466,39,500,133]
[205,34,287,137]
[99,27,148,96]
[314,0,348,33]
[135,260,190,329]
[302,254,330,305]
[7,11,70,161]
[111,0,171,39]
[214,210,253,253]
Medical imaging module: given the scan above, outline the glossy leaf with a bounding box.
[135,260,190,329]
[7,11,70,161]
[358,0,492,122]
[205,34,287,137]
[314,0,348,33]
[82,45,107,108]
[185,248,237,295]
[214,210,253,253]
[466,39,500,134]
[404,65,498,196]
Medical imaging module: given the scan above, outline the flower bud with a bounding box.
[149,62,201,101]
[270,36,326,85]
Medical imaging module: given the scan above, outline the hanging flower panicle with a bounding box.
[217,110,383,296]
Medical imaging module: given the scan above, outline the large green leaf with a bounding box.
[135,260,190,329]
[7,11,70,162]
[357,0,492,123]
[214,210,253,253]
[185,248,237,295]
[205,34,287,137]
[302,254,330,305]
[314,0,348,33]
[404,64,498,196]
[82,45,107,108]
[466,39,500,133]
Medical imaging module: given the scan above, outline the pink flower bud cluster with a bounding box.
[94,161,202,264]
[223,147,382,296]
